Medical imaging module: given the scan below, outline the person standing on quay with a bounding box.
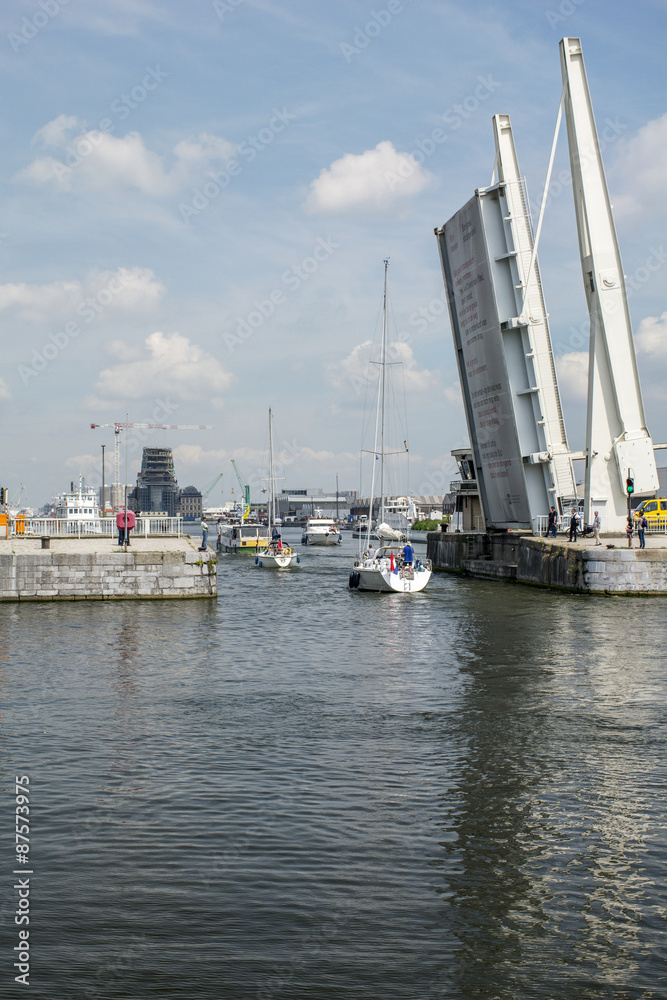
[200,517,209,551]
[568,508,579,543]
[638,514,648,549]
[547,506,558,538]
[593,510,602,546]
[116,507,135,546]
[626,517,634,548]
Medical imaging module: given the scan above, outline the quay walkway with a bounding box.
[427,531,667,595]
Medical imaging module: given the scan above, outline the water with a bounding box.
[1,528,665,999]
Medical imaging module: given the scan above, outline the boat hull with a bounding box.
[302,533,341,546]
[255,549,299,568]
[356,566,431,592]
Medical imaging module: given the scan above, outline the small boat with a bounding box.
[255,409,300,569]
[350,260,431,594]
[301,513,342,546]
[217,520,270,553]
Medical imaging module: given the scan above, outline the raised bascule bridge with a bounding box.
[431,37,666,595]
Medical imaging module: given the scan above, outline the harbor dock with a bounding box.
[427,531,667,595]
[0,536,217,601]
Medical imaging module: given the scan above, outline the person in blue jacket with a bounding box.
[402,542,415,569]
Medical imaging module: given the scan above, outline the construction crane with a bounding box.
[91,421,213,508]
[230,459,251,520]
[202,472,224,500]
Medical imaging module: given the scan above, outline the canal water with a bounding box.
[1,529,665,999]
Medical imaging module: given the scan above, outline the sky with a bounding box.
[0,0,665,509]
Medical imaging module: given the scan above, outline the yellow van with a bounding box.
[634,498,667,523]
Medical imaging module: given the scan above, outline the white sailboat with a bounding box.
[349,260,432,594]
[255,408,300,569]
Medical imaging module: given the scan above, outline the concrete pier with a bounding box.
[0,536,217,601]
[427,531,667,595]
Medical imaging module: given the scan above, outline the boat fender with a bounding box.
[255,557,258,564]
[349,571,360,589]
[296,556,300,564]
[258,560,262,567]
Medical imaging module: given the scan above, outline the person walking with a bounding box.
[200,517,209,551]
[638,514,648,549]
[593,510,602,546]
[547,506,558,538]
[568,508,579,543]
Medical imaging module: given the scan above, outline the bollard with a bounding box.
[41,536,51,549]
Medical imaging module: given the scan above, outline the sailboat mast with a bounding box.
[379,258,388,524]
[268,407,273,536]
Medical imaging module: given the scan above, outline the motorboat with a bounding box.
[217,521,270,553]
[301,514,342,546]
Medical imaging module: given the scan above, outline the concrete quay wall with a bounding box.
[427,532,667,595]
[0,547,217,601]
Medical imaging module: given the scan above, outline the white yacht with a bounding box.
[301,514,342,546]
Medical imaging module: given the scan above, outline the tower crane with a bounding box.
[91,421,213,508]
[230,459,251,520]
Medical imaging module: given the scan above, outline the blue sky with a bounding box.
[1,0,665,507]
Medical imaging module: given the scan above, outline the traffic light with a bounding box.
[0,487,5,503]
[626,476,634,495]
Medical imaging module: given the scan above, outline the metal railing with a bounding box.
[15,517,182,538]
[534,515,667,536]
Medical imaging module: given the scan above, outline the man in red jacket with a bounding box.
[116,508,136,546]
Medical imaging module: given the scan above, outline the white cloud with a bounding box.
[0,376,12,401]
[636,312,667,359]
[443,380,462,405]
[555,351,589,401]
[304,140,435,214]
[0,279,81,321]
[19,118,237,197]
[0,268,164,322]
[327,339,438,394]
[92,331,235,403]
[32,114,79,148]
[609,113,667,220]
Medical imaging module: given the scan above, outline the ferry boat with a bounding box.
[52,479,103,533]
[217,520,270,553]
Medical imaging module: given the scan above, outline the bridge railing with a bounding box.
[534,515,667,536]
[15,517,182,538]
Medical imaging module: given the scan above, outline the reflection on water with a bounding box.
[0,534,665,999]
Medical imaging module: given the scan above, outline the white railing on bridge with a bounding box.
[16,517,182,538]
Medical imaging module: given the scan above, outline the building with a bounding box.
[449,448,485,532]
[99,484,133,512]
[179,485,203,520]
[135,448,180,516]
